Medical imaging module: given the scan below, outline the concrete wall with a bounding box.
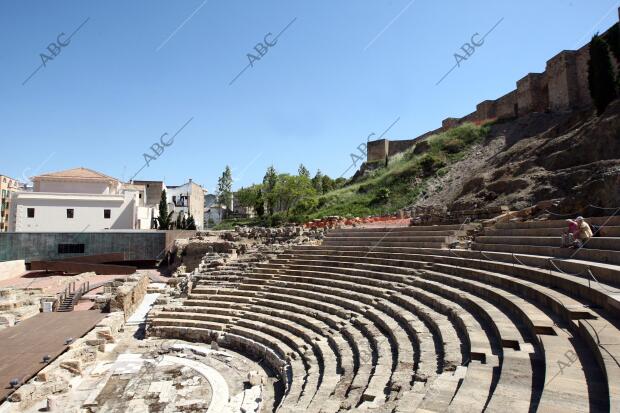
[0,231,168,263]
[0,260,26,281]
[9,192,138,232]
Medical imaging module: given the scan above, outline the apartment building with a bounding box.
[0,175,21,232]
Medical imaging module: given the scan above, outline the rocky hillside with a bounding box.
[413,100,620,216]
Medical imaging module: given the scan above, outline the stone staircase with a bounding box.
[148,219,620,412]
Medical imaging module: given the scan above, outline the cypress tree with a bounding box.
[157,189,171,230]
[588,34,617,115]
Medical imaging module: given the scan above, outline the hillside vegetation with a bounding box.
[215,97,620,229]
[306,123,489,219]
[214,123,489,228]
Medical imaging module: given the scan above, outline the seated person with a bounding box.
[562,219,579,247]
[573,216,593,248]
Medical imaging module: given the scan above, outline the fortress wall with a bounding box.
[416,126,444,141]
[576,45,593,108]
[388,138,420,157]
[442,118,461,129]
[547,51,580,111]
[367,139,389,162]
[476,100,498,120]
[461,110,482,124]
[516,73,548,114]
[365,10,619,163]
[495,90,518,119]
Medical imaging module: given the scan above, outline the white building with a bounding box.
[8,168,154,232]
[166,179,205,229]
[204,193,225,226]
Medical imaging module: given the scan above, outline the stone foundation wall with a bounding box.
[109,274,149,319]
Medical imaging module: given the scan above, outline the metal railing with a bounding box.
[56,280,90,311]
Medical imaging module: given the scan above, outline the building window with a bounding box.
[104,209,111,219]
[66,209,74,219]
[27,208,35,218]
[58,244,85,254]
[139,194,142,199]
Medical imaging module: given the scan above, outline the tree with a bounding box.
[312,170,323,193]
[236,185,260,208]
[217,166,233,214]
[254,187,265,217]
[186,214,197,230]
[298,164,310,178]
[321,175,335,194]
[334,177,347,188]
[175,213,182,230]
[157,189,173,230]
[236,184,265,217]
[273,174,316,216]
[263,166,278,216]
[588,34,617,115]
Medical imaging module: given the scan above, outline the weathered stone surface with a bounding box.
[109,274,149,318]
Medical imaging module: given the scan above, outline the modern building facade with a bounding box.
[0,175,21,232]
[8,168,154,232]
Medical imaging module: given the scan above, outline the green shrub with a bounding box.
[442,138,465,153]
[292,197,318,215]
[357,184,370,194]
[373,188,390,204]
[420,154,446,176]
[269,213,285,227]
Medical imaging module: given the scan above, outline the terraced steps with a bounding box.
[148,219,620,412]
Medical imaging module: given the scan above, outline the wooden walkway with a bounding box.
[0,311,105,402]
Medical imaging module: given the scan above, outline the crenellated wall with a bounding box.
[367,12,619,163]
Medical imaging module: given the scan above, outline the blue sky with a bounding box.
[2,0,619,193]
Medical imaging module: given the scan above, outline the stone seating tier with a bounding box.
[147,221,619,412]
